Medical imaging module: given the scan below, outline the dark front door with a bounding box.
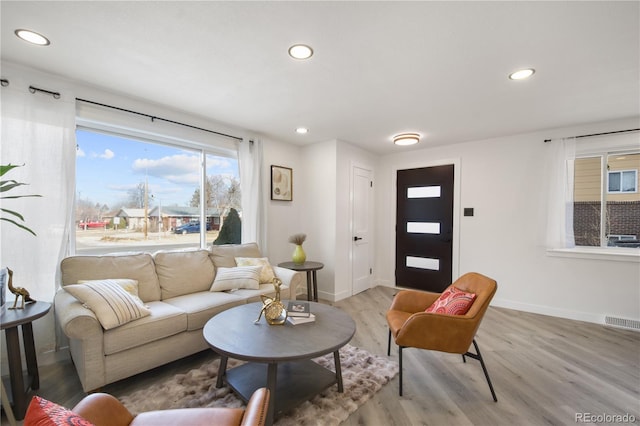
[396,164,454,292]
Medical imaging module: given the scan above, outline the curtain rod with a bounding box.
[30,85,61,99]
[544,128,639,143]
[75,98,243,142]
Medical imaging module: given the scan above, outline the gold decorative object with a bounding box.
[254,278,287,325]
[6,268,35,309]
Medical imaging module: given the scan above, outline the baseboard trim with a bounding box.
[375,281,636,327]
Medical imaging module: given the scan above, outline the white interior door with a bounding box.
[352,165,373,295]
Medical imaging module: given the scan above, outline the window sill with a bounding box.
[547,247,640,263]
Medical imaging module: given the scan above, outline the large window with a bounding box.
[573,151,640,247]
[75,129,240,254]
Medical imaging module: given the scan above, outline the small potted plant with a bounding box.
[288,233,307,265]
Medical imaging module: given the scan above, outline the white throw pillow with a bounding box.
[65,279,151,330]
[234,257,276,283]
[210,266,261,292]
[78,278,146,306]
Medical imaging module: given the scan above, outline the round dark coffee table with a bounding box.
[203,301,356,426]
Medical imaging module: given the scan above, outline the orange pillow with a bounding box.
[425,286,476,315]
[24,396,94,426]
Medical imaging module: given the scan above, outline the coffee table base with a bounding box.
[218,354,344,424]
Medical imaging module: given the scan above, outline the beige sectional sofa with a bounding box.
[54,243,302,392]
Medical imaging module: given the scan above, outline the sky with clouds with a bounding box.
[76,129,238,209]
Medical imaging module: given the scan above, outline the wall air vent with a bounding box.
[604,316,640,331]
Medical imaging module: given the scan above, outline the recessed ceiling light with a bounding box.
[393,133,420,146]
[296,127,309,134]
[509,68,535,80]
[288,44,313,60]
[15,29,50,46]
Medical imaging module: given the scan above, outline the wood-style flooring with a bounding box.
[5,286,640,425]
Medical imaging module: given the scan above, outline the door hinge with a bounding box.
[370,181,373,187]
[370,268,372,274]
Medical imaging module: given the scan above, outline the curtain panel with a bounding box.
[545,137,576,249]
[1,84,76,303]
[239,138,266,249]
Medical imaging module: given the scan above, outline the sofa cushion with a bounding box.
[209,243,262,268]
[235,257,276,283]
[227,283,288,304]
[163,291,246,331]
[103,301,187,355]
[210,266,261,291]
[154,249,215,299]
[64,280,151,330]
[61,253,161,302]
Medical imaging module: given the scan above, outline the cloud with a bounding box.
[99,149,115,160]
[76,147,86,157]
[89,149,115,160]
[207,157,232,169]
[132,154,200,185]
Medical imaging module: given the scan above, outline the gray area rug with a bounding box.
[120,344,398,425]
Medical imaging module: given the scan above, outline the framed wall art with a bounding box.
[271,165,292,201]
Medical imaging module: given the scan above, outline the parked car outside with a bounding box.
[173,221,211,234]
[78,220,109,230]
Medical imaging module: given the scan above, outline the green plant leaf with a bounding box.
[0,163,40,236]
[1,207,26,221]
[0,164,23,177]
[0,217,37,236]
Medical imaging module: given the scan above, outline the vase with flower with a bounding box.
[288,233,307,265]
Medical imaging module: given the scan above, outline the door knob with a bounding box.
[354,236,363,241]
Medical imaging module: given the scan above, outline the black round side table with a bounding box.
[278,261,324,302]
[1,301,51,420]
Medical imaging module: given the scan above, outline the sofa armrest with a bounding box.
[54,289,102,339]
[272,266,303,300]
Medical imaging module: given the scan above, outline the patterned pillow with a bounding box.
[234,257,276,283]
[64,279,151,330]
[24,395,94,426]
[210,266,261,291]
[425,286,477,315]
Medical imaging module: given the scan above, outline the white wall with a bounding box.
[375,117,640,324]
[300,140,337,299]
[262,138,304,263]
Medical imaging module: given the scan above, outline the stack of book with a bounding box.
[286,301,316,325]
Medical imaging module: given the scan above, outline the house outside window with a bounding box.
[573,152,640,247]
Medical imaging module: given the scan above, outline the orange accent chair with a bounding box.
[386,272,498,401]
[71,387,268,426]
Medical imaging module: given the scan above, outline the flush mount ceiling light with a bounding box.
[509,68,535,80]
[288,44,313,60]
[15,29,50,46]
[393,133,420,146]
[295,127,309,134]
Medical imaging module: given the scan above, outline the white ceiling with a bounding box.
[2,1,639,154]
